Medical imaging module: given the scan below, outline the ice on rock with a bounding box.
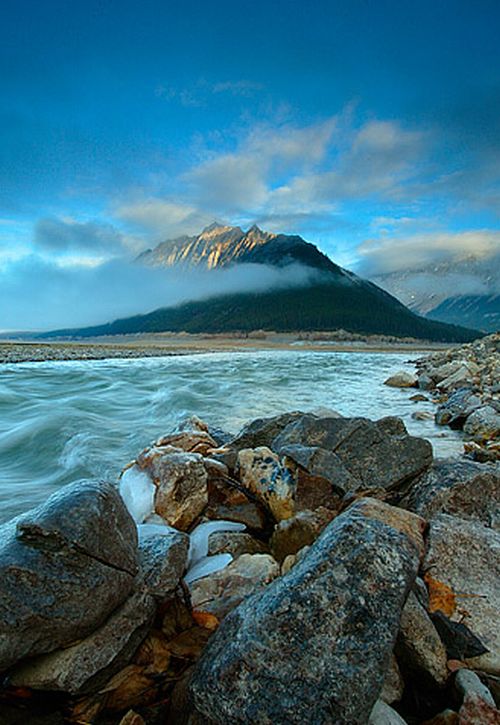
[119,464,156,523]
[188,520,246,567]
[184,553,233,585]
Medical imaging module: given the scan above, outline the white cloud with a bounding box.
[33,217,140,258]
[357,230,500,275]
[115,199,215,238]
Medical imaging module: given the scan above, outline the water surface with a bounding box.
[0,351,462,523]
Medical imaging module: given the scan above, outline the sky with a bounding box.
[1,0,500,329]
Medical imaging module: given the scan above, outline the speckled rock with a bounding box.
[403,460,500,530]
[189,499,425,724]
[396,591,449,687]
[381,655,404,705]
[424,514,500,675]
[270,509,332,563]
[369,700,408,724]
[237,447,295,521]
[435,389,482,428]
[138,530,189,599]
[277,443,358,495]
[189,553,280,620]
[207,531,269,558]
[463,406,500,442]
[455,669,500,724]
[0,481,138,672]
[272,415,432,493]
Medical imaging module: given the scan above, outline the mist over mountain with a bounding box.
[45,224,479,342]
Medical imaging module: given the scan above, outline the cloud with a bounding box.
[115,199,214,238]
[356,230,500,275]
[0,254,319,331]
[34,217,137,257]
[211,80,263,96]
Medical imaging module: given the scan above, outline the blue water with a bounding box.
[0,351,462,523]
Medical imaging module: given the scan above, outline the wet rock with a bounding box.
[189,499,425,724]
[455,669,500,724]
[384,371,418,388]
[141,449,208,530]
[412,410,433,420]
[189,553,280,620]
[424,514,500,674]
[0,481,137,671]
[410,393,429,402]
[396,591,449,687]
[270,509,332,563]
[403,460,500,530]
[435,389,482,428]
[230,412,304,452]
[237,447,295,521]
[207,531,269,558]
[273,414,432,493]
[463,406,500,442]
[418,374,435,390]
[369,700,408,724]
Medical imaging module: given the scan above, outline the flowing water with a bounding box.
[0,350,463,524]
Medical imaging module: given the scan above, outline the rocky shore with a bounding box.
[385,332,500,462]
[0,407,499,724]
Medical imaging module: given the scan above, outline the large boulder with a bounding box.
[237,447,295,521]
[463,405,500,442]
[384,371,418,388]
[403,460,500,530]
[272,415,432,493]
[189,499,425,724]
[9,531,188,693]
[435,388,482,428]
[0,480,138,672]
[424,514,500,674]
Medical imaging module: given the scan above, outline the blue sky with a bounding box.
[1,0,499,328]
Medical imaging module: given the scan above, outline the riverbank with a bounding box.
[0,332,454,364]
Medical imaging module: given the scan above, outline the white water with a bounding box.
[0,350,463,524]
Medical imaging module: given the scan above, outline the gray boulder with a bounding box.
[277,443,358,495]
[189,499,425,724]
[230,412,305,452]
[139,529,189,599]
[0,480,138,672]
[435,388,482,428]
[463,405,500,442]
[272,415,432,493]
[403,459,500,530]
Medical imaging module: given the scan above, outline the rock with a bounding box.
[418,374,435,390]
[437,365,475,392]
[188,499,425,724]
[230,412,305,452]
[9,589,155,694]
[410,393,429,402]
[272,415,433,493]
[381,655,404,705]
[0,481,138,672]
[435,389,482,428]
[424,514,500,674]
[189,553,280,620]
[207,531,269,558]
[237,447,295,521]
[421,710,459,725]
[140,449,208,530]
[155,430,217,455]
[463,406,500,442]
[278,443,358,495]
[412,410,433,420]
[403,460,500,530]
[455,669,500,724]
[270,509,332,563]
[384,371,418,388]
[369,700,408,724]
[119,711,146,725]
[396,591,449,686]
[139,530,189,599]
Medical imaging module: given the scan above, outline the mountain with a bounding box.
[44,224,480,342]
[370,255,500,333]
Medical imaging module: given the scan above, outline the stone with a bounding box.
[0,481,138,672]
[455,669,500,724]
[412,410,433,420]
[272,415,432,493]
[207,531,269,558]
[155,430,217,455]
[270,509,332,563]
[119,711,146,725]
[424,514,500,674]
[384,371,418,388]
[437,366,475,392]
[139,530,189,599]
[278,443,358,495]
[396,591,449,686]
[189,499,425,725]
[230,412,305,452]
[143,450,208,530]
[463,406,500,442]
[435,389,482,428]
[237,447,295,521]
[9,588,155,694]
[381,655,404,705]
[189,553,280,620]
[410,393,429,402]
[403,460,500,530]
[421,711,459,725]
[369,700,408,724]
[418,374,435,390]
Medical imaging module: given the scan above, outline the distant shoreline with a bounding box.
[0,333,453,364]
